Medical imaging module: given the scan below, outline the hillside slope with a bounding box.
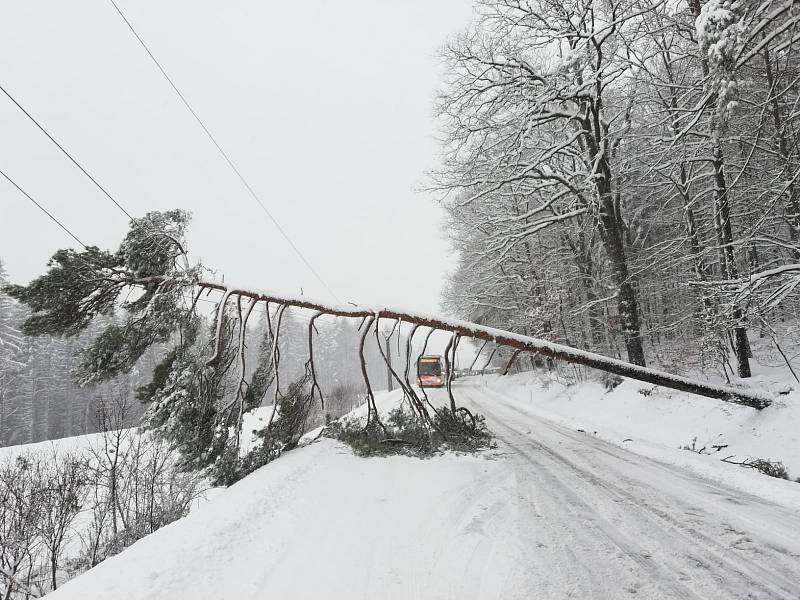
[42,381,800,599]
[46,432,523,599]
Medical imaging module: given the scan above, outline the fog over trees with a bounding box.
[0,255,408,446]
[1,258,147,445]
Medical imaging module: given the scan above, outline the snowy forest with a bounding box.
[433,0,800,381]
[0,254,412,446]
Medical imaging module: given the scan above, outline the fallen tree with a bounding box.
[193,280,773,410]
[4,211,772,486]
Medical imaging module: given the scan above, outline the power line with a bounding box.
[0,167,88,248]
[0,170,345,334]
[0,83,134,221]
[107,0,341,302]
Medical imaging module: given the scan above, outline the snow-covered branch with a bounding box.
[188,279,772,409]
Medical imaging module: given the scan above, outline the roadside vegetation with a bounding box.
[0,429,204,597]
[681,436,796,482]
[326,404,493,458]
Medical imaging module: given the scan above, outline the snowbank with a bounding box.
[25,382,800,599]
[0,430,112,460]
[45,435,517,600]
[467,372,800,492]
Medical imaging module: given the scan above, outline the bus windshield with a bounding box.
[417,358,442,376]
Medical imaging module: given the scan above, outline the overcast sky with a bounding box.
[0,0,473,315]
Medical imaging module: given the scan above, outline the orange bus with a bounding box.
[416,355,446,388]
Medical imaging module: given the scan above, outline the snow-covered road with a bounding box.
[44,381,800,599]
[454,383,800,599]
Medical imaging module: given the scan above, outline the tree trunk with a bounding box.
[567,230,604,348]
[187,279,771,408]
[597,190,646,366]
[384,335,393,392]
[711,143,752,378]
[51,554,58,591]
[690,0,751,378]
[763,40,800,260]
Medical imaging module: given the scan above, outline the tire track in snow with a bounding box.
[475,385,800,578]
[458,388,707,599]
[457,385,800,599]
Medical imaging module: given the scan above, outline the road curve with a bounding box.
[453,384,800,599]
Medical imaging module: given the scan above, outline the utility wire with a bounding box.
[107,0,341,302]
[0,167,88,248]
[0,83,134,221]
[0,169,339,327]
[2,171,342,353]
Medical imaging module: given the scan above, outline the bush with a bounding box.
[325,405,493,458]
[433,407,493,452]
[719,455,792,481]
[213,376,316,486]
[324,382,361,423]
[69,433,205,575]
[744,458,789,480]
[601,371,624,391]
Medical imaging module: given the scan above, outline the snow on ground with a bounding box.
[42,380,800,599]
[12,374,800,598]
[0,425,218,581]
[46,414,526,599]
[472,370,800,486]
[456,384,800,598]
[0,430,111,461]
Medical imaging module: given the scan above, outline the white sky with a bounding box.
[0,0,473,314]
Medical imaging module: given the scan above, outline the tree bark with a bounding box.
[688,0,751,378]
[186,279,770,408]
[596,182,646,366]
[711,143,752,378]
[763,40,800,260]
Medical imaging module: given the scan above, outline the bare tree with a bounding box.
[0,455,43,600]
[34,449,88,591]
[432,0,652,365]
